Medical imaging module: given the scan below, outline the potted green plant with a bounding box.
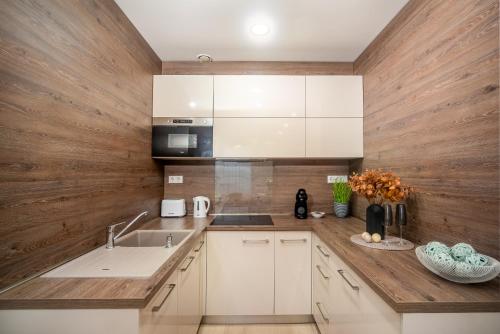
[332,178,352,218]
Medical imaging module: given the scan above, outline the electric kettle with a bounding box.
[193,196,210,218]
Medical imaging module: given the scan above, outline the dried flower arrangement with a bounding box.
[348,169,413,205]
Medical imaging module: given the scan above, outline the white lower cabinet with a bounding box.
[140,271,179,334]
[206,231,275,315]
[275,231,312,315]
[141,233,205,334]
[177,236,204,334]
[312,233,400,334]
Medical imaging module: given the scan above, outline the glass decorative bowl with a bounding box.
[415,246,500,283]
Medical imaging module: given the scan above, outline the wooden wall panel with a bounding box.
[352,0,499,257]
[164,160,349,215]
[162,61,354,75]
[0,0,163,290]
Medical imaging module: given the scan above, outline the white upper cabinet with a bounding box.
[306,118,363,158]
[306,76,363,117]
[214,118,305,158]
[153,75,213,118]
[214,75,305,117]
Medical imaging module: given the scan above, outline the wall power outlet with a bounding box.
[327,175,348,183]
[168,175,183,184]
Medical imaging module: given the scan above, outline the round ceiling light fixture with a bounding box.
[196,54,213,63]
[250,23,270,36]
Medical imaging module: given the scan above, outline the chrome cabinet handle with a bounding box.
[316,265,330,280]
[316,244,330,257]
[242,239,269,244]
[337,269,360,290]
[316,302,329,323]
[280,238,307,243]
[194,240,205,252]
[152,284,176,312]
[180,256,195,271]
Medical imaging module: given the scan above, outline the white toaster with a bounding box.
[161,199,186,217]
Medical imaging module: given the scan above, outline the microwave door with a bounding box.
[152,125,212,157]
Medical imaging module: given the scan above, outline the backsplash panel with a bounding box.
[215,161,273,213]
[164,160,349,215]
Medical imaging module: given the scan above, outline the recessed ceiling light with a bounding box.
[250,24,270,36]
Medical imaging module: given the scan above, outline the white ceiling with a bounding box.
[115,0,409,62]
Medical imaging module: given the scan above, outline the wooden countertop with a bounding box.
[0,215,498,312]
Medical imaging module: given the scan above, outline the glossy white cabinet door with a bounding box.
[178,249,201,334]
[206,231,275,315]
[275,231,312,315]
[306,118,363,158]
[214,118,305,158]
[214,75,305,117]
[306,76,363,117]
[195,233,207,316]
[153,75,213,118]
[140,271,178,334]
[328,246,400,334]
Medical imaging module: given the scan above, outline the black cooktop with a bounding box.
[211,215,274,226]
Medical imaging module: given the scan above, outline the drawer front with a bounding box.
[313,291,331,334]
[313,248,333,298]
[313,233,333,266]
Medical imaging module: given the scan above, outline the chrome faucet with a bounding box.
[106,211,148,249]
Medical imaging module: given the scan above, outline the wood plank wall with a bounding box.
[162,61,354,75]
[0,0,163,290]
[352,0,499,257]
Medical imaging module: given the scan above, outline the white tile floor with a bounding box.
[198,323,319,334]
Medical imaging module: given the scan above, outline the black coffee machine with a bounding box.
[294,188,308,219]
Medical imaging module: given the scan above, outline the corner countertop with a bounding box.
[0,214,498,313]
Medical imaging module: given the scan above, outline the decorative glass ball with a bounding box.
[455,261,473,276]
[425,241,450,257]
[432,252,455,267]
[450,243,475,261]
[464,253,488,266]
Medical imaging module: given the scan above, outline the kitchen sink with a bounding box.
[115,230,194,247]
[42,229,195,278]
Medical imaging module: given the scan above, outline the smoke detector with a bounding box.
[196,54,213,63]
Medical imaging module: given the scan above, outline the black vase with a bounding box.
[366,204,385,237]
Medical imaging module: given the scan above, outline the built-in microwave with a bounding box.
[152,118,213,158]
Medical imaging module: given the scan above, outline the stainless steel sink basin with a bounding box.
[115,230,194,247]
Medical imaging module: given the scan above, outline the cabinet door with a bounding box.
[306,118,363,158]
[275,231,311,315]
[214,75,305,117]
[214,118,305,158]
[178,250,201,334]
[153,75,213,118]
[140,271,178,334]
[306,76,363,117]
[194,233,207,316]
[206,231,275,315]
[329,252,400,334]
